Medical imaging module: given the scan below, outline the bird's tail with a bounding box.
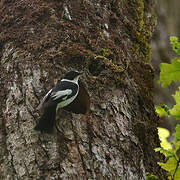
[34,106,56,133]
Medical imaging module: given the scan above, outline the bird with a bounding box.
[35,70,83,133]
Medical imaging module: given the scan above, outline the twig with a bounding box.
[172,158,180,180]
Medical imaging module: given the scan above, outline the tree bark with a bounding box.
[0,0,166,179]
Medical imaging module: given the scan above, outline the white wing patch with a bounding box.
[44,89,53,100]
[37,89,53,110]
[51,89,72,100]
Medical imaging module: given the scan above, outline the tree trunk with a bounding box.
[0,0,166,179]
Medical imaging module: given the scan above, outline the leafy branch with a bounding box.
[155,36,180,180]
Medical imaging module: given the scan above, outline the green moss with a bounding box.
[136,0,144,32]
[135,0,152,61]
[123,0,153,62]
[88,54,124,88]
[97,48,110,57]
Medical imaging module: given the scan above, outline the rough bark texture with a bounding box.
[0,0,166,179]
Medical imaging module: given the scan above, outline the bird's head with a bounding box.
[63,71,83,82]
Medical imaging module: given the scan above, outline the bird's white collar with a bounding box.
[61,78,78,84]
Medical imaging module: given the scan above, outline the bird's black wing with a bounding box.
[37,80,78,110]
[50,80,78,103]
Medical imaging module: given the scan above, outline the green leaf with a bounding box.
[158,59,180,87]
[156,125,180,180]
[172,125,180,153]
[157,127,172,150]
[158,157,180,180]
[170,88,180,120]
[155,147,174,158]
[146,172,159,180]
[170,36,180,56]
[174,125,180,141]
[155,105,170,117]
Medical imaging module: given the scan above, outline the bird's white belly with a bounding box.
[56,93,78,110]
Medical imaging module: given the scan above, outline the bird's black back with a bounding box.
[52,80,79,103]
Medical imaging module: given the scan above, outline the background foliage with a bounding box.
[156,36,180,180]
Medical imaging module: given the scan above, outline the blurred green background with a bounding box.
[152,0,180,133]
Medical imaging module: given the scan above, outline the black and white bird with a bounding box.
[35,71,83,133]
